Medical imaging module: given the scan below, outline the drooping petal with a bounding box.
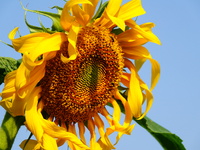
[126,19,161,45]
[137,80,154,119]
[1,70,17,98]
[78,122,86,144]
[114,91,133,127]
[123,59,143,118]
[25,87,44,142]
[94,114,115,149]
[0,95,16,116]
[122,46,160,90]
[87,119,97,149]
[114,91,135,144]
[1,70,29,116]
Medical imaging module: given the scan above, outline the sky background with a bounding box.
[0,0,200,150]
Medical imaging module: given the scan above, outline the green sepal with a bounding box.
[0,57,21,85]
[25,14,49,33]
[0,40,13,49]
[21,3,63,32]
[38,16,56,34]
[92,1,108,21]
[0,112,25,150]
[51,6,63,15]
[111,26,130,35]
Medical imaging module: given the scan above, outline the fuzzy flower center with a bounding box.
[40,25,124,123]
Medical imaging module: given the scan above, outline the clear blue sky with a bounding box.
[0,0,200,149]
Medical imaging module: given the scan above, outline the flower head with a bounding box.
[0,0,160,149]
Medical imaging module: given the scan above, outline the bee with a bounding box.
[110,36,115,42]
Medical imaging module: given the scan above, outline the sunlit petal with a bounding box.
[118,0,146,20]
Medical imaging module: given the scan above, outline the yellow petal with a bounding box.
[20,139,42,150]
[25,87,44,142]
[124,59,143,118]
[94,114,115,149]
[114,91,132,127]
[61,25,80,63]
[0,96,15,116]
[87,119,97,149]
[40,118,89,149]
[122,46,151,59]
[9,27,49,53]
[126,19,161,45]
[105,11,125,31]
[137,80,154,119]
[122,46,160,90]
[83,0,99,20]
[110,99,121,123]
[117,28,147,47]
[15,62,45,99]
[72,5,90,26]
[78,122,86,144]
[1,69,29,116]
[106,0,122,16]
[115,124,135,145]
[42,134,58,150]
[27,32,67,63]
[61,0,93,31]
[118,0,146,21]
[1,70,16,98]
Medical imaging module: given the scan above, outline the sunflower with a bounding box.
[0,0,160,149]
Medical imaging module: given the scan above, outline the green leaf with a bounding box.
[0,112,25,150]
[0,57,21,85]
[134,116,186,150]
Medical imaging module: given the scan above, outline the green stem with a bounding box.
[0,112,25,150]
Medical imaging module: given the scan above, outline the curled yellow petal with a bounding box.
[61,0,93,31]
[9,27,49,53]
[61,25,80,63]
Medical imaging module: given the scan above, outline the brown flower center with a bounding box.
[40,25,123,123]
